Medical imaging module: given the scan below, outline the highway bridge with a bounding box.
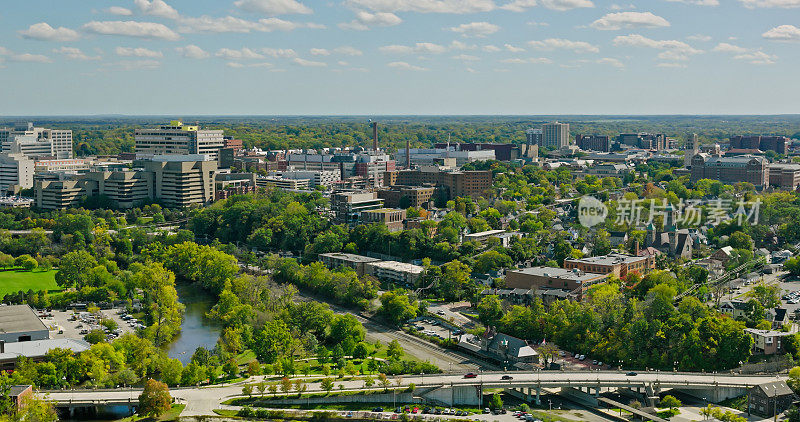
[42,370,787,415]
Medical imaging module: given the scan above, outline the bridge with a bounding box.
[41,370,786,415]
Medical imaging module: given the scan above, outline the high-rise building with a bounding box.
[0,153,34,193]
[729,135,789,154]
[525,128,542,148]
[575,134,611,152]
[135,121,225,159]
[685,133,699,168]
[541,122,570,149]
[0,123,73,159]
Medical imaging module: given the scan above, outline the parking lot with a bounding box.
[410,319,460,341]
[42,308,138,341]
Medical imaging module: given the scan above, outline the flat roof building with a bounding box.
[365,261,424,285]
[319,252,381,277]
[505,267,607,301]
[563,253,653,278]
[135,121,225,160]
[0,305,49,343]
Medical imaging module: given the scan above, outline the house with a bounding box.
[457,328,538,369]
[712,246,735,264]
[766,308,789,329]
[5,385,32,411]
[720,300,748,319]
[645,223,693,259]
[744,328,793,355]
[749,381,796,417]
[608,231,629,247]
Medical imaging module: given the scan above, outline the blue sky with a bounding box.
[0,0,798,115]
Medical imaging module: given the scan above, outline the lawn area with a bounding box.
[114,404,185,421]
[0,270,60,297]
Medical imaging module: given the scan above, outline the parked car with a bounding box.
[373,408,384,412]
[483,408,491,414]
[578,355,586,361]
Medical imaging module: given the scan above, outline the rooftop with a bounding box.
[465,229,507,238]
[0,338,90,361]
[508,266,605,282]
[319,252,381,263]
[565,253,647,266]
[0,305,48,334]
[367,260,424,274]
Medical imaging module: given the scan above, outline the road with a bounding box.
[43,370,785,417]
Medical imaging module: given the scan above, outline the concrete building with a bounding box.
[394,148,495,167]
[365,260,424,285]
[542,122,570,149]
[270,170,340,188]
[138,155,217,208]
[685,133,699,168]
[0,153,34,192]
[319,252,381,277]
[34,179,84,209]
[330,191,385,224]
[377,185,435,208]
[463,230,522,247]
[287,151,395,186]
[504,267,607,301]
[433,143,520,161]
[619,133,666,150]
[525,128,542,149]
[690,154,769,188]
[0,305,49,343]
[563,253,653,278]
[0,122,72,159]
[384,166,492,200]
[215,173,257,200]
[0,338,91,371]
[587,163,629,177]
[34,159,90,173]
[256,176,310,191]
[769,163,800,190]
[360,208,407,232]
[576,135,611,152]
[135,120,225,159]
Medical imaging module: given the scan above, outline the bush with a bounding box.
[238,406,254,417]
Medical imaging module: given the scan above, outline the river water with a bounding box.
[166,283,221,364]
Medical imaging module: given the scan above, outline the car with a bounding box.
[394,408,401,413]
[373,408,384,412]
[464,373,478,378]
[558,351,565,357]
[501,375,513,380]
[434,409,442,415]
[437,310,446,315]
[483,408,491,414]
[626,371,638,376]
[525,414,534,421]
[598,361,603,367]
[592,360,598,365]
[578,355,586,361]
[412,408,418,414]
[390,415,398,420]
[423,408,431,414]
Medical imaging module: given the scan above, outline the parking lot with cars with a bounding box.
[409,318,461,341]
[44,307,138,342]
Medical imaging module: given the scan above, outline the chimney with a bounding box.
[372,122,378,151]
[1,340,4,354]
[634,240,640,256]
[405,139,411,169]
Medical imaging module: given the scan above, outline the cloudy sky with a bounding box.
[1,0,799,115]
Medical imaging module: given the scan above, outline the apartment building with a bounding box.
[542,122,570,149]
[384,166,492,200]
[745,328,793,355]
[135,121,224,159]
[360,208,407,232]
[377,185,435,208]
[330,191,385,224]
[0,153,34,192]
[576,134,611,152]
[365,261,424,285]
[768,163,800,190]
[563,253,653,278]
[730,135,789,154]
[690,154,769,188]
[504,267,607,301]
[0,122,73,159]
[319,253,381,276]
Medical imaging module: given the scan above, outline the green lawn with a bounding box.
[0,270,60,297]
[114,404,185,421]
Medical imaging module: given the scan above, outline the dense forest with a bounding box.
[3,115,800,156]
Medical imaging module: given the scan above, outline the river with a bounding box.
[166,283,221,364]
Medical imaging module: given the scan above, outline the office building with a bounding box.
[504,267,607,301]
[319,253,381,277]
[575,135,611,152]
[360,208,406,232]
[377,185,435,208]
[0,122,72,159]
[34,179,84,209]
[256,176,310,191]
[287,151,395,186]
[542,122,570,149]
[0,153,34,192]
[384,166,492,200]
[364,260,424,285]
[769,163,800,190]
[394,148,495,167]
[269,170,340,188]
[690,154,769,188]
[34,159,90,173]
[138,155,217,208]
[135,121,225,159]
[730,135,789,154]
[563,253,653,278]
[215,173,258,200]
[0,305,49,343]
[525,128,543,148]
[330,191,385,224]
[432,143,520,161]
[618,133,667,150]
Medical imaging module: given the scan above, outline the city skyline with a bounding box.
[1,0,799,115]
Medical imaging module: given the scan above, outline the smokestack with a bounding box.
[406,139,410,169]
[372,122,378,151]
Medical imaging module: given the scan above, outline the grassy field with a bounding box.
[114,404,185,421]
[0,270,60,297]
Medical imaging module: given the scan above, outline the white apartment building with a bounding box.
[135,121,224,160]
[0,123,72,159]
[269,169,340,188]
[34,159,90,173]
[0,153,34,192]
[542,122,570,149]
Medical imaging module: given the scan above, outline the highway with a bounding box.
[43,370,785,416]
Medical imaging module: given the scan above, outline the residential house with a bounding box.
[748,381,796,417]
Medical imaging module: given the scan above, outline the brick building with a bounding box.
[730,135,788,154]
[575,135,611,152]
[690,154,769,188]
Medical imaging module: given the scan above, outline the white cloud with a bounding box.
[52,47,100,60]
[656,62,686,68]
[687,34,712,41]
[449,40,476,50]
[225,62,275,69]
[19,23,80,42]
[107,6,134,16]
[762,25,800,41]
[293,57,327,67]
[589,12,670,30]
[527,20,549,26]
[82,21,180,40]
[452,54,480,60]
[740,0,800,7]
[345,0,497,14]
[449,22,500,38]
[528,38,599,53]
[310,48,330,56]
[0,47,11,56]
[215,48,265,60]
[338,10,402,30]
[596,57,624,68]
[500,57,552,64]
[335,46,364,56]
[116,46,163,58]
[613,34,702,54]
[712,42,747,53]
[387,61,428,71]
[177,16,323,33]
[104,59,161,71]
[540,0,594,10]
[609,3,636,9]
[482,45,501,52]
[175,45,210,59]
[11,53,53,63]
[134,0,180,19]
[505,43,525,52]
[234,0,313,15]
[260,48,298,58]
[734,50,777,64]
[500,0,538,11]
[666,0,718,5]
[657,50,689,61]
[466,67,477,73]
[380,42,449,54]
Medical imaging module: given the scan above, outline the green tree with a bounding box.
[378,291,419,326]
[320,377,334,394]
[138,379,172,418]
[477,295,504,327]
[659,395,681,411]
[387,340,404,361]
[489,393,503,410]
